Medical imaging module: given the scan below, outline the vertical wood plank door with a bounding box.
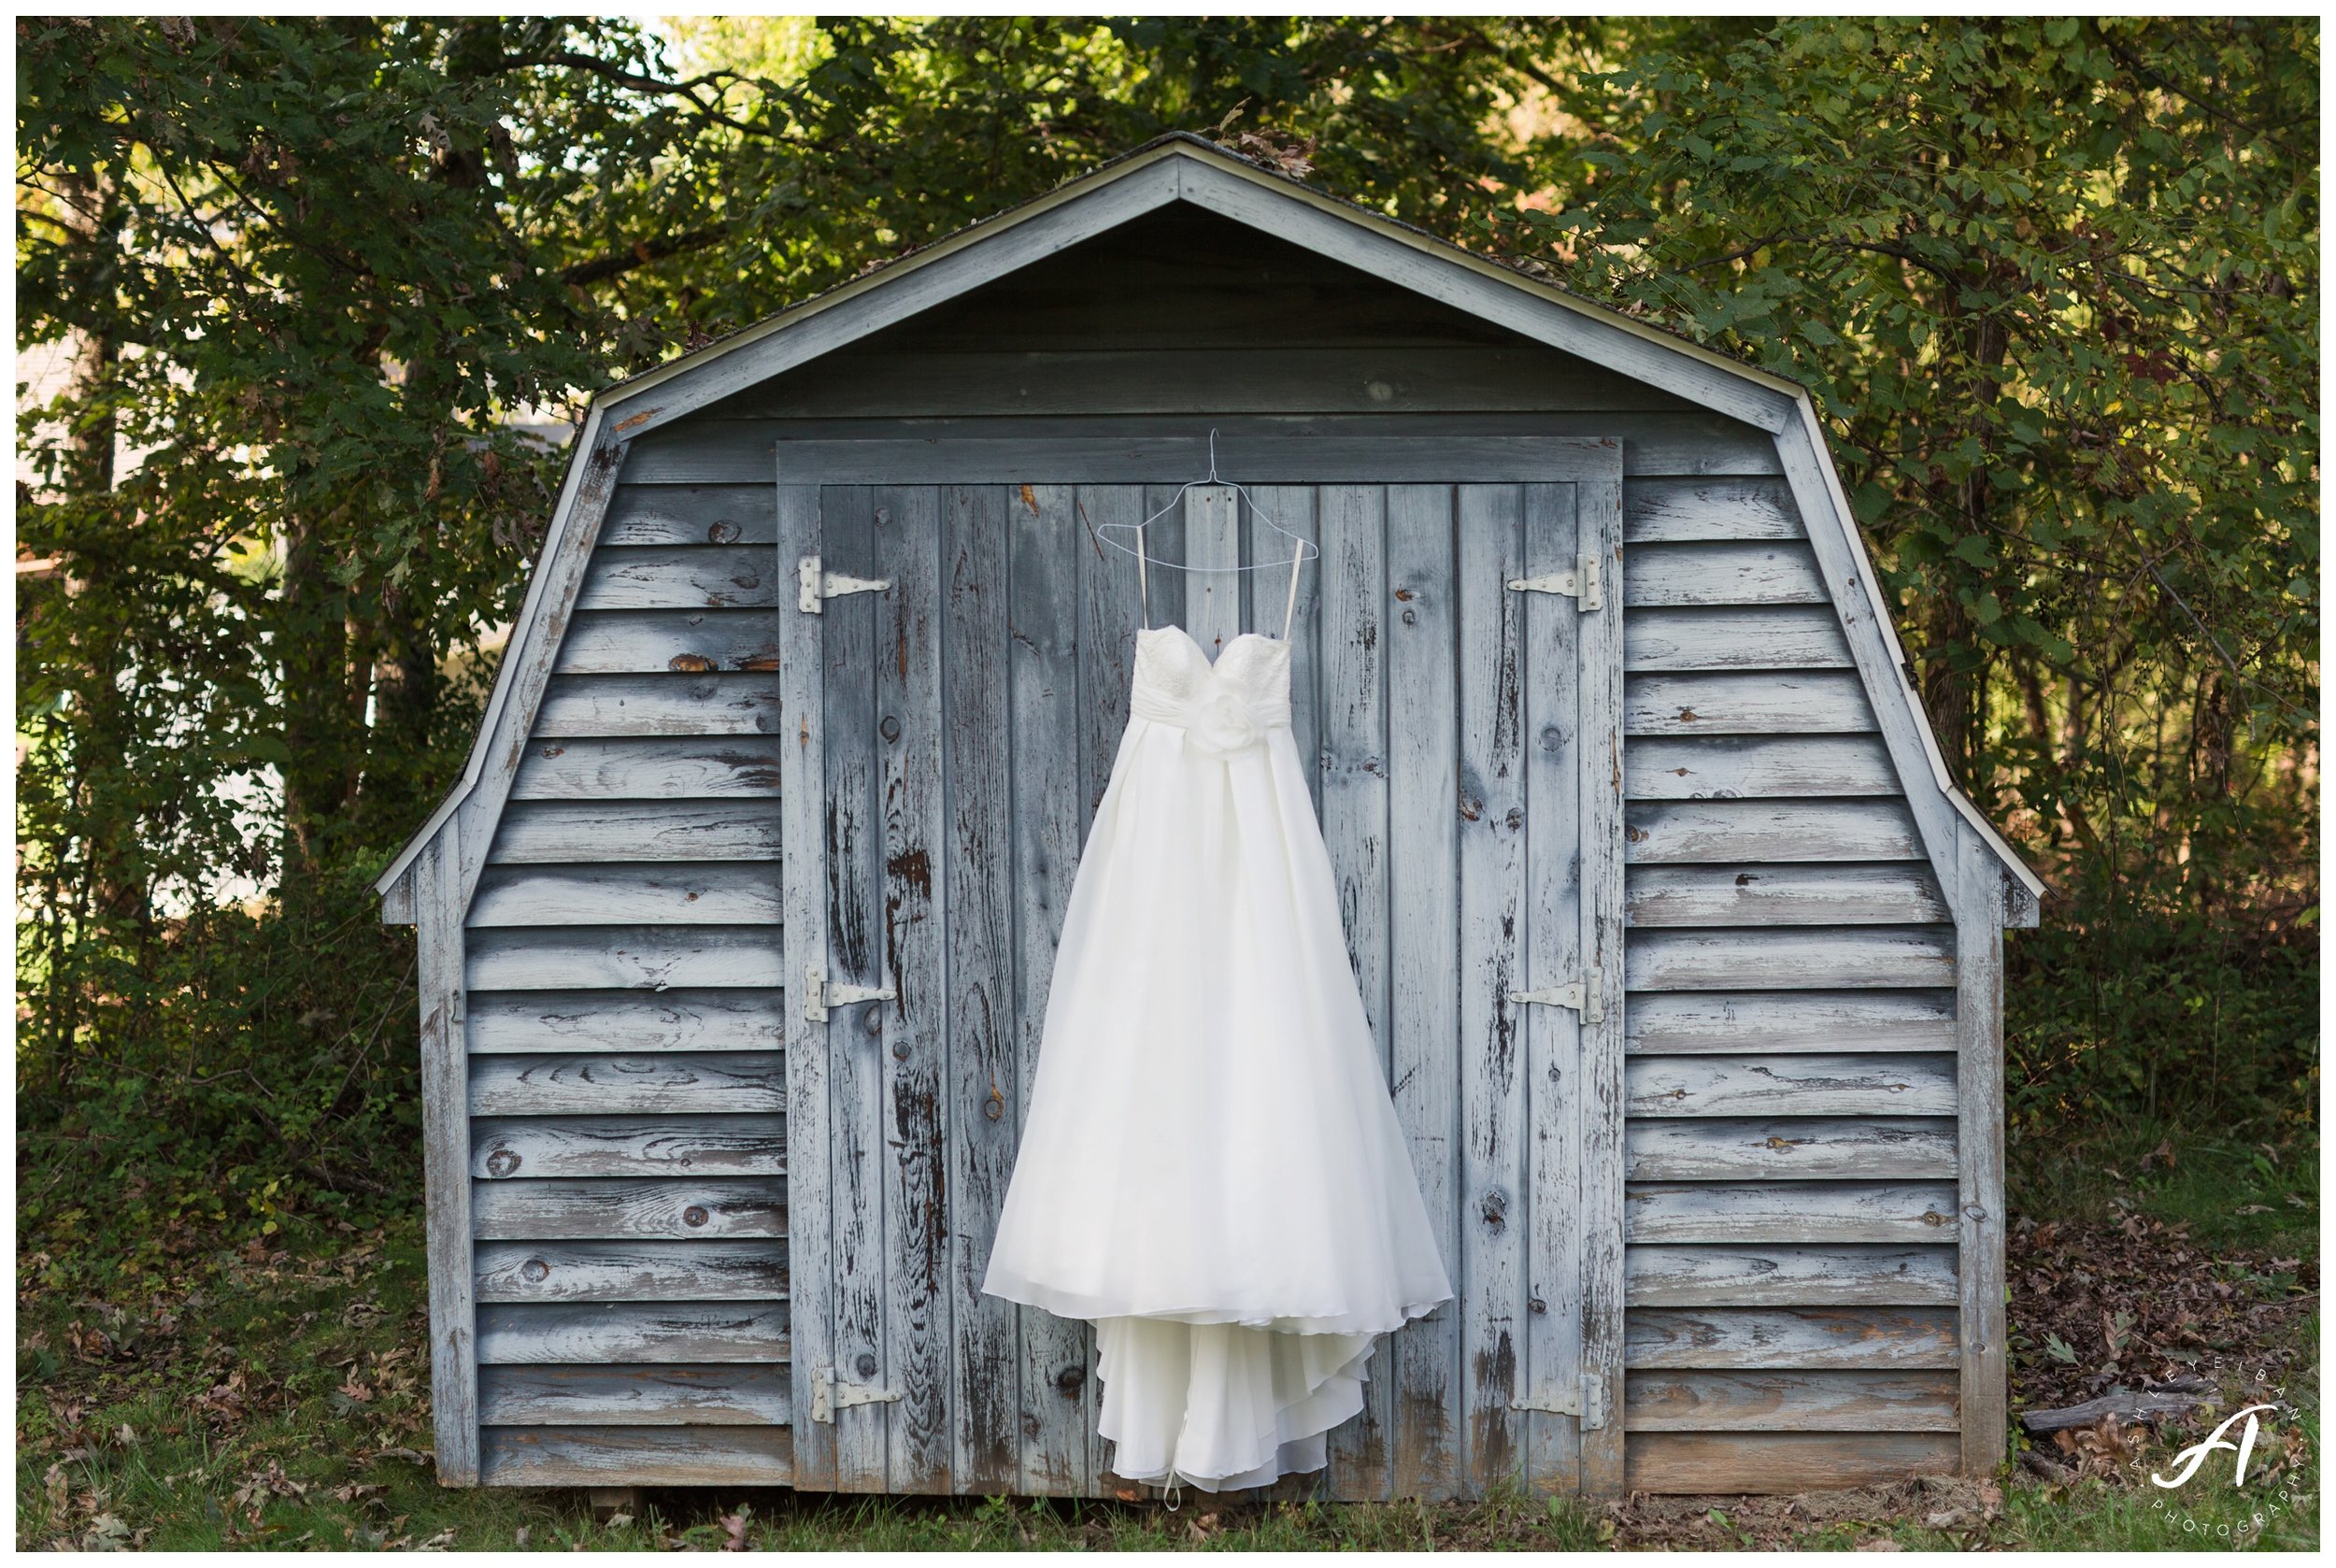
[776,438,1626,1499]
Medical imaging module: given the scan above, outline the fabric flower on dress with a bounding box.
[1186,685,1266,757]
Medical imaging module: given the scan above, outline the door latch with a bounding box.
[1505,555,1603,611]
[799,554,892,613]
[1510,969,1604,1025]
[809,1365,904,1424]
[804,962,897,1023]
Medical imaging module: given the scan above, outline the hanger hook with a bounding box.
[1205,427,1219,484]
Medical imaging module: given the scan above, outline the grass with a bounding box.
[20,1119,2316,1550]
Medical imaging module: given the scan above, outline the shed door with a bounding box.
[776,438,1623,1498]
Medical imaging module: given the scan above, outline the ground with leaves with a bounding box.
[17,1124,2315,1551]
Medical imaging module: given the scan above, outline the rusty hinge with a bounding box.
[808,1364,904,1424]
[1510,968,1604,1025]
[1506,554,1603,611]
[804,963,896,1024]
[798,554,891,613]
[1511,1373,1611,1429]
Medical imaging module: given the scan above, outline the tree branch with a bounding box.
[561,222,731,287]
[503,50,776,138]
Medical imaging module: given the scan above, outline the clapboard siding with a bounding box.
[1627,865,1949,928]
[577,546,778,610]
[1624,735,1900,800]
[1624,991,1957,1055]
[534,673,784,736]
[1626,1432,1959,1493]
[1625,1369,1959,1431]
[464,926,788,991]
[1611,432,1963,1494]
[481,1364,794,1430]
[1626,1307,1959,1370]
[1625,1055,1958,1118]
[508,736,784,801]
[476,1303,792,1364]
[471,1054,784,1115]
[1624,478,1803,543]
[1626,1245,1959,1307]
[1624,606,1852,671]
[553,609,781,675]
[478,1363,793,1425]
[470,1116,786,1180]
[474,1240,789,1303]
[469,864,783,928]
[458,472,793,1492]
[465,991,785,1053]
[601,485,780,547]
[1624,672,1874,734]
[1627,927,1955,991]
[1624,542,1826,606]
[479,1424,794,1486]
[1625,1182,1959,1244]
[488,802,783,863]
[1627,1118,1957,1182]
[471,1177,787,1241]
[1626,800,1925,863]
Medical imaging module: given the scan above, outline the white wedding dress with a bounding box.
[982,619,1453,1492]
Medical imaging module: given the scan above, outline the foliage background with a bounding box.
[18,17,2316,1274]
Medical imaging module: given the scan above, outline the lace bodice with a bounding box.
[1129,625,1292,755]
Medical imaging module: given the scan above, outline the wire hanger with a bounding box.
[1092,429,1319,639]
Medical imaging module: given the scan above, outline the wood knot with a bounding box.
[706,520,742,545]
[984,1088,1005,1122]
[485,1149,521,1178]
[668,653,717,674]
[683,1205,710,1228]
[1055,1365,1087,1395]
[520,1257,550,1283]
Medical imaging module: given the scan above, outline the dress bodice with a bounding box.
[1130,626,1292,756]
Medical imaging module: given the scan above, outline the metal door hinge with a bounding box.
[1510,968,1604,1025]
[809,1365,904,1424]
[804,963,896,1023]
[1506,555,1603,611]
[1512,1375,1610,1429]
[798,554,892,612]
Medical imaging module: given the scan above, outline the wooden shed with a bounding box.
[373,135,2042,1499]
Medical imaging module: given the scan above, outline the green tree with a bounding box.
[1506,17,2317,1123]
[15,15,748,1208]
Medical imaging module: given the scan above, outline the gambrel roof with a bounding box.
[374,133,2041,922]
